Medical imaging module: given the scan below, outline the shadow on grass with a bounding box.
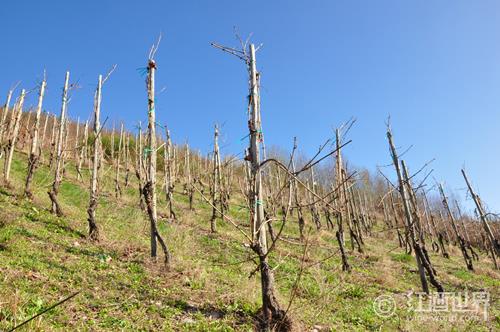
[169,299,259,328]
[64,245,118,261]
[0,186,14,197]
[39,217,86,239]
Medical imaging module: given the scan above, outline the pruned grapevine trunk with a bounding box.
[87,74,104,241]
[25,77,46,198]
[3,90,26,183]
[48,71,70,217]
[143,56,171,265]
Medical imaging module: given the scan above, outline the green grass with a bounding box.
[0,151,499,331]
[390,252,413,263]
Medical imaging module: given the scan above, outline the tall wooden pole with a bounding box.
[397,158,429,293]
[88,75,102,240]
[454,200,471,245]
[309,166,322,229]
[438,183,474,271]
[40,111,49,157]
[388,129,444,293]
[248,44,267,252]
[335,128,350,271]
[147,61,158,258]
[48,115,57,169]
[48,71,70,216]
[211,39,291,330]
[210,124,222,232]
[115,122,124,198]
[143,57,170,264]
[246,43,290,330]
[110,123,115,165]
[25,77,46,198]
[5,92,19,150]
[136,122,145,209]
[74,117,80,161]
[19,109,32,151]
[461,169,498,269]
[291,144,305,241]
[76,120,88,181]
[124,133,130,187]
[163,127,175,220]
[4,90,26,182]
[0,89,14,147]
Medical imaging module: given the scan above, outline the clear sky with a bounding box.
[1,1,499,212]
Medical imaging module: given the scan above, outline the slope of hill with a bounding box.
[0,152,499,331]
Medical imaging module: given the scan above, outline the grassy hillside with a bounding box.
[0,152,498,331]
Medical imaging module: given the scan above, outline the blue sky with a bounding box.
[1,1,499,212]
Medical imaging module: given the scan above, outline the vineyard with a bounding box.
[0,37,499,331]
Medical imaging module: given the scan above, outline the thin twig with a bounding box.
[8,291,80,332]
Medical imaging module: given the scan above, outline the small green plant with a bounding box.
[453,268,473,281]
[341,285,366,299]
[391,252,413,263]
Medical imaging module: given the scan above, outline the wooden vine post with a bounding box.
[5,91,20,151]
[73,118,81,181]
[344,173,363,252]
[454,200,478,260]
[124,133,130,187]
[25,75,47,198]
[210,124,223,232]
[87,75,103,240]
[85,62,117,239]
[212,39,292,330]
[308,166,322,229]
[19,109,31,151]
[423,191,449,258]
[387,128,443,293]
[291,140,306,241]
[0,88,14,148]
[3,90,26,183]
[438,183,474,271]
[135,122,145,210]
[115,122,124,198]
[76,120,88,181]
[247,43,291,331]
[40,111,49,151]
[185,143,194,210]
[48,115,57,169]
[143,44,171,265]
[335,128,351,271]
[421,193,437,249]
[74,117,81,163]
[61,117,70,175]
[110,124,115,165]
[461,169,499,269]
[247,44,267,251]
[163,127,175,220]
[48,71,70,216]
